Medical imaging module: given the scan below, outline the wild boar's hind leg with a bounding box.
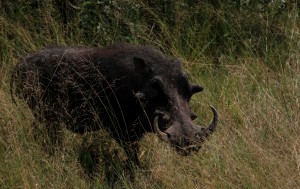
[31,118,64,154]
[124,141,140,167]
[122,141,140,181]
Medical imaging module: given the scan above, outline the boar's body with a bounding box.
[12,44,218,165]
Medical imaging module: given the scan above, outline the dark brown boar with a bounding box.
[11,43,218,165]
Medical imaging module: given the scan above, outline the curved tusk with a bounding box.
[153,116,169,142]
[206,105,219,134]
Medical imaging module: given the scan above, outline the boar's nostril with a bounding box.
[191,112,197,120]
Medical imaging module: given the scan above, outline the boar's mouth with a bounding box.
[153,106,218,154]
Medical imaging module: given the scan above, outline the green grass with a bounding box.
[0,1,299,188]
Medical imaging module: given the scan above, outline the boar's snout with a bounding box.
[154,106,218,154]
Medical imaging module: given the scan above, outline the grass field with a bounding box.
[0,1,299,188]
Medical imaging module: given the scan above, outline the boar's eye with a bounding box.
[150,76,164,92]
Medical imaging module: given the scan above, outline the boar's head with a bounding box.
[133,56,218,155]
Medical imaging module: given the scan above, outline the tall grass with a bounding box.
[0,1,299,188]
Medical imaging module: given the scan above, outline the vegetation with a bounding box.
[0,0,299,188]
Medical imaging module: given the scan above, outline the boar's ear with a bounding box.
[191,84,203,94]
[133,57,152,74]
